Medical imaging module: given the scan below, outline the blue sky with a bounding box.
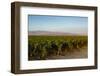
[28,15,88,35]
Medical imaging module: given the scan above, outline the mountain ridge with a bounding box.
[28,31,87,36]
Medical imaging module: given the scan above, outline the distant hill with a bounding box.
[28,31,81,36]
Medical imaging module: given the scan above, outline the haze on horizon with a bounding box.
[28,15,88,35]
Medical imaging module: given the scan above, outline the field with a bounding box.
[28,36,88,60]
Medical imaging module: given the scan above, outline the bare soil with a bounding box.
[47,47,88,60]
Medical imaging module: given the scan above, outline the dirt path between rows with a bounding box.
[47,47,88,59]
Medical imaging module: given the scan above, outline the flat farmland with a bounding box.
[28,36,88,60]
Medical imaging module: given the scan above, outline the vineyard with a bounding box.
[28,36,88,60]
